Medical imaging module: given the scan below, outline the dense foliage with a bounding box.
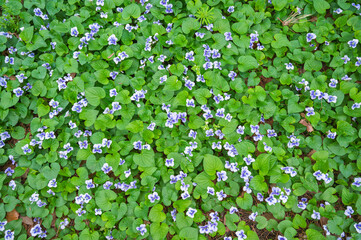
[1,0,361,239]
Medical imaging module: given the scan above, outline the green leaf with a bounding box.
[164,76,182,91]
[232,22,249,35]
[179,227,198,240]
[203,154,223,176]
[11,126,25,140]
[79,229,100,240]
[312,150,328,161]
[293,214,307,229]
[193,88,212,105]
[188,115,204,129]
[273,0,288,11]
[122,3,141,19]
[126,120,144,133]
[306,229,326,240]
[85,87,106,106]
[95,190,117,211]
[174,200,192,213]
[42,163,60,180]
[150,222,169,240]
[238,56,259,72]
[170,63,184,76]
[94,114,115,131]
[37,104,50,117]
[313,0,330,14]
[281,116,295,132]
[182,18,201,34]
[256,216,268,229]
[94,69,110,85]
[236,193,253,210]
[31,80,46,96]
[149,204,166,223]
[79,109,99,127]
[320,188,338,203]
[271,34,290,48]
[133,150,155,167]
[250,175,268,192]
[19,26,34,44]
[304,59,322,71]
[341,187,355,205]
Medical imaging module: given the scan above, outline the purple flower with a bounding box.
[207,187,215,195]
[352,177,361,187]
[30,224,43,237]
[306,33,316,42]
[101,163,112,174]
[305,107,315,116]
[354,222,361,233]
[186,208,197,218]
[250,125,259,134]
[267,129,277,137]
[4,167,14,176]
[297,201,307,210]
[13,87,24,97]
[327,95,337,103]
[326,130,336,139]
[216,190,227,201]
[186,99,195,107]
[203,61,213,70]
[348,39,359,48]
[329,78,338,88]
[133,141,142,150]
[236,230,247,240]
[216,171,228,182]
[70,27,79,37]
[240,166,251,181]
[85,179,95,189]
[356,57,361,67]
[195,32,205,38]
[48,179,57,188]
[266,196,277,205]
[165,4,173,13]
[227,6,234,13]
[249,212,258,221]
[165,158,174,167]
[136,224,147,236]
[352,3,361,10]
[188,130,197,139]
[285,63,294,70]
[224,32,232,41]
[148,192,160,203]
[344,206,354,218]
[185,51,194,61]
[243,154,255,165]
[22,144,32,154]
[311,210,321,220]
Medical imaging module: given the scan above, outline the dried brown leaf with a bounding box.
[299,119,314,132]
[6,209,19,222]
[21,216,33,225]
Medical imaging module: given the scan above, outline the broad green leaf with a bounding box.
[203,154,223,176]
[313,0,330,14]
[85,87,106,106]
[149,204,166,223]
[19,26,34,43]
[95,190,117,211]
[238,56,259,72]
[182,18,201,34]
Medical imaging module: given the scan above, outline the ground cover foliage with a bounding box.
[0,0,361,239]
